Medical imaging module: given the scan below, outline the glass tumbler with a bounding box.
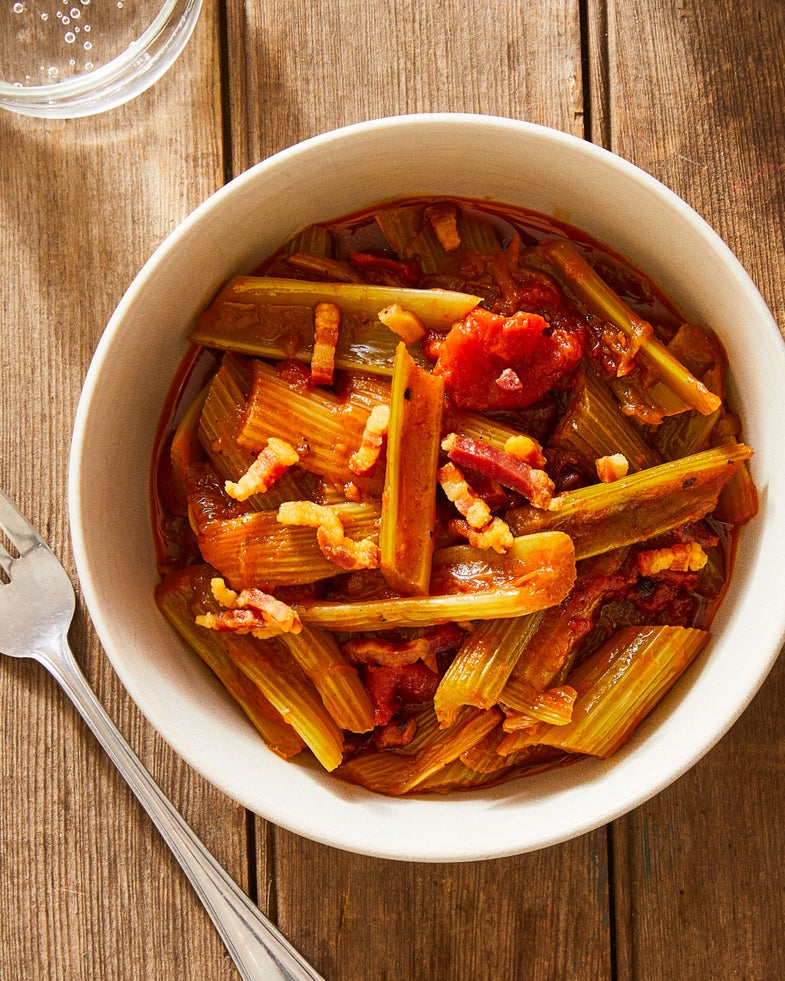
[0,0,202,117]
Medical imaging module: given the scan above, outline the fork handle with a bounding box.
[41,635,325,981]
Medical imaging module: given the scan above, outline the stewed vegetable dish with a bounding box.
[152,196,757,795]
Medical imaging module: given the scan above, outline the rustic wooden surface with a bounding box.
[1,1,783,978]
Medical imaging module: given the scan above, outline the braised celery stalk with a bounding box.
[550,359,662,473]
[170,382,209,496]
[224,634,346,771]
[498,554,627,719]
[508,443,753,561]
[429,530,577,595]
[295,588,553,632]
[501,625,709,758]
[375,201,501,273]
[335,705,503,795]
[537,239,721,415]
[280,222,334,258]
[296,530,576,631]
[198,353,309,510]
[179,567,345,769]
[375,203,425,256]
[237,357,388,488]
[433,612,544,728]
[714,460,760,526]
[445,405,525,451]
[279,625,375,733]
[196,502,380,588]
[191,277,481,376]
[380,342,444,595]
[415,758,517,791]
[458,725,516,774]
[155,566,306,760]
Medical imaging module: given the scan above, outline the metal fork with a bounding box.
[0,489,325,981]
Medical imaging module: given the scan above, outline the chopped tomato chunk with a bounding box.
[434,307,583,410]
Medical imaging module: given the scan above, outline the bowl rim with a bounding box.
[68,113,785,861]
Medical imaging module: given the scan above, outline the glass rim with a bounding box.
[0,0,202,117]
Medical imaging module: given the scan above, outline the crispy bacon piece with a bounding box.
[277,500,380,571]
[447,516,515,553]
[425,201,461,252]
[311,301,340,385]
[194,577,302,639]
[224,437,300,501]
[442,433,554,509]
[596,453,630,483]
[637,542,708,576]
[348,250,421,286]
[342,623,465,673]
[439,456,514,553]
[438,460,494,529]
[377,303,427,344]
[503,434,547,469]
[348,404,390,476]
[373,716,418,749]
[363,662,442,726]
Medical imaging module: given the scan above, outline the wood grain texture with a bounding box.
[590,1,785,978]
[224,0,585,171]
[0,4,247,979]
[260,825,611,981]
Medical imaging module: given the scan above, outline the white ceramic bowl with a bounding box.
[69,114,785,861]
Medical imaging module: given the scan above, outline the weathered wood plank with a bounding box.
[265,826,611,981]
[0,3,248,978]
[224,0,586,171]
[593,1,785,977]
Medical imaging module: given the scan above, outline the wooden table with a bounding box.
[2,2,784,978]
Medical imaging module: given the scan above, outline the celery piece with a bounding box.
[430,530,577,596]
[197,502,380,589]
[295,587,546,632]
[237,358,387,490]
[538,239,721,415]
[517,625,709,757]
[508,443,753,561]
[285,252,363,283]
[169,381,209,500]
[714,461,759,526]
[155,566,306,760]
[375,203,425,256]
[191,276,481,376]
[279,625,375,734]
[280,223,333,257]
[416,758,516,791]
[500,685,578,727]
[336,706,502,795]
[433,612,544,728]
[445,405,526,451]
[198,353,310,510]
[181,569,347,771]
[456,210,502,255]
[403,707,504,792]
[498,555,624,714]
[653,406,721,460]
[380,343,444,595]
[296,530,576,631]
[550,359,662,474]
[226,634,346,772]
[377,200,501,274]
